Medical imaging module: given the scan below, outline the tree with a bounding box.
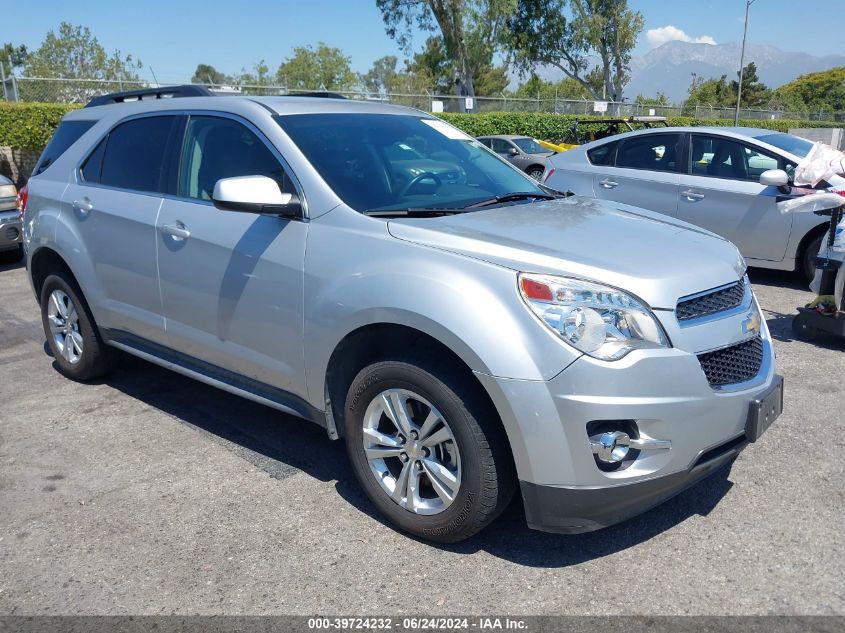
[275,43,356,91]
[634,91,669,106]
[510,74,592,100]
[776,67,845,113]
[0,43,28,73]
[22,23,142,102]
[191,63,228,86]
[730,62,770,108]
[506,0,643,105]
[361,55,399,94]
[376,0,516,108]
[24,23,141,81]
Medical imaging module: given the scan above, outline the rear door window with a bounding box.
[616,134,682,172]
[32,120,96,176]
[99,116,180,194]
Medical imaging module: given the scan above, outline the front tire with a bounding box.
[344,360,514,542]
[40,273,114,381]
[527,166,545,181]
[801,233,824,282]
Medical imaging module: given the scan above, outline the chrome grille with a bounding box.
[697,337,764,387]
[677,280,745,322]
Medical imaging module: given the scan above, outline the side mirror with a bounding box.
[759,169,789,188]
[212,175,301,218]
[508,147,519,156]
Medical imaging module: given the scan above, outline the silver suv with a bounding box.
[22,87,783,542]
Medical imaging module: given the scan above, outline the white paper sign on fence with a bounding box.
[593,101,608,113]
[431,100,444,113]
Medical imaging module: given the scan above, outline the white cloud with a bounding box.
[646,25,717,48]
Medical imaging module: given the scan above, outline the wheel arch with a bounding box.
[29,246,78,301]
[322,322,518,462]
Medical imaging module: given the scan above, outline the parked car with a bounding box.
[544,126,845,280]
[22,86,782,542]
[0,175,23,262]
[477,135,553,180]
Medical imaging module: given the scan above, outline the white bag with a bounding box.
[794,142,845,187]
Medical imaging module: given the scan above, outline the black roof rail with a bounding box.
[85,84,214,108]
[287,91,348,99]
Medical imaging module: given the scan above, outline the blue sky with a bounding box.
[7,0,844,83]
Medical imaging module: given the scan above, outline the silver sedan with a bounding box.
[544,127,845,280]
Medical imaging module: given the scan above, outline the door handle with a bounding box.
[682,190,705,201]
[599,178,618,189]
[161,222,191,240]
[72,198,93,216]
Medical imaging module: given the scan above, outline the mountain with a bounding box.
[513,41,845,104]
[626,41,845,102]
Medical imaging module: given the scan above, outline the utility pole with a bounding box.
[735,0,756,125]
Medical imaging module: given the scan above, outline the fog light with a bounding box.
[591,430,631,464]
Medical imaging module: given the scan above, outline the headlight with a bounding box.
[0,184,17,199]
[518,273,670,361]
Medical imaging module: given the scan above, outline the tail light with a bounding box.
[17,185,28,220]
[543,168,555,183]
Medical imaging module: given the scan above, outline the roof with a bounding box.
[477,134,532,140]
[72,93,424,119]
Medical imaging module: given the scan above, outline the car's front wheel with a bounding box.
[40,273,114,381]
[527,166,545,181]
[344,359,514,542]
[801,233,824,282]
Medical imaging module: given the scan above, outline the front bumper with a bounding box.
[0,216,23,251]
[474,297,780,533]
[521,432,747,533]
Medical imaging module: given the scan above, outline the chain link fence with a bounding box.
[2,76,843,122]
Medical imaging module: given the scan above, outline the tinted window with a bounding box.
[80,139,105,183]
[587,142,616,166]
[33,120,96,176]
[690,135,780,182]
[491,138,513,153]
[512,138,548,154]
[179,116,293,201]
[616,134,681,172]
[275,114,542,213]
[100,116,177,193]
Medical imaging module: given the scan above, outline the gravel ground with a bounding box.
[0,258,843,616]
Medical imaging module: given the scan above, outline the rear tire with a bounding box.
[40,272,114,381]
[344,359,515,543]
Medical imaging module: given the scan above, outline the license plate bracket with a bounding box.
[745,375,784,443]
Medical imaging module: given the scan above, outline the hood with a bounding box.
[387,196,746,309]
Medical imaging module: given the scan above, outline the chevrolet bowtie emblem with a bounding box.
[741,310,761,336]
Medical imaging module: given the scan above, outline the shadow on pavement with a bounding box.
[63,351,737,568]
[746,267,807,291]
[0,258,25,273]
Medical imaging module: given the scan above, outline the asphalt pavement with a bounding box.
[0,258,843,615]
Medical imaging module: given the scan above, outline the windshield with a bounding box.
[274,113,543,212]
[511,137,550,154]
[756,133,814,159]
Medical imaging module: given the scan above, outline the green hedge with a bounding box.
[0,101,840,149]
[436,112,841,144]
[0,102,81,149]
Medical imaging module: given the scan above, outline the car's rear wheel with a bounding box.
[40,273,114,381]
[801,233,824,282]
[344,359,514,542]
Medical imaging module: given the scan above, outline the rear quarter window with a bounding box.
[586,142,616,166]
[32,120,97,176]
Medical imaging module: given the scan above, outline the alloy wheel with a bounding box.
[46,289,83,364]
[362,388,462,515]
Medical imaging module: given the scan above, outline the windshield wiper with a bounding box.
[464,191,559,209]
[363,207,468,218]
